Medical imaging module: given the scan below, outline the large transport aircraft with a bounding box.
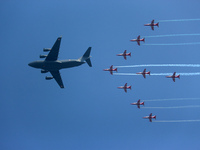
[28,37,92,88]
[144,19,159,30]
[130,99,144,109]
[130,35,145,46]
[166,72,180,82]
[143,113,156,122]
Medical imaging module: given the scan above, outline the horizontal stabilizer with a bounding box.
[80,47,92,67]
[86,57,92,67]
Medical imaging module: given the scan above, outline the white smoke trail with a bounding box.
[145,33,200,38]
[142,105,200,109]
[154,120,200,123]
[144,42,200,46]
[115,64,200,68]
[113,72,200,76]
[158,18,200,22]
[143,98,200,102]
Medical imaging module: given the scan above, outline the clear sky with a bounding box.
[1,0,200,150]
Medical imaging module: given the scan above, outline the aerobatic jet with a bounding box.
[144,19,159,30]
[130,35,145,46]
[28,37,92,88]
[143,113,156,122]
[166,72,180,82]
[136,69,150,78]
[117,83,131,93]
[103,65,117,75]
[116,50,131,60]
[130,99,144,109]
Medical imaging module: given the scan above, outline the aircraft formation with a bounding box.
[103,19,182,122]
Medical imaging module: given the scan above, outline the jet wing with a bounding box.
[137,41,140,46]
[110,70,113,75]
[173,78,175,82]
[124,88,127,93]
[50,71,64,88]
[123,55,127,60]
[151,26,154,30]
[151,20,154,24]
[143,73,146,78]
[149,118,152,122]
[45,37,62,61]
[137,105,140,109]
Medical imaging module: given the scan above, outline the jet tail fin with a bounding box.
[79,47,92,67]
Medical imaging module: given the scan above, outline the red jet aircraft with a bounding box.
[130,99,144,109]
[144,19,159,30]
[117,83,131,93]
[116,50,131,60]
[130,35,145,46]
[143,113,156,122]
[166,72,180,82]
[136,69,150,78]
[103,65,117,75]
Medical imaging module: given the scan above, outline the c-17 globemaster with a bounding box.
[28,36,92,88]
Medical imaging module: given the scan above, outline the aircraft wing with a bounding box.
[151,20,154,24]
[110,70,113,75]
[151,26,154,30]
[173,78,175,82]
[137,105,140,109]
[45,37,62,61]
[143,73,146,78]
[123,55,127,60]
[137,41,140,46]
[149,118,152,122]
[124,88,127,93]
[50,71,64,88]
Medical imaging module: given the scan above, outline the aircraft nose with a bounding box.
[28,62,34,67]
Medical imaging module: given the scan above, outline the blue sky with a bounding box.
[1,0,200,150]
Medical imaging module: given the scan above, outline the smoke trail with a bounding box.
[142,105,200,109]
[145,33,200,38]
[143,98,200,102]
[113,72,200,76]
[158,18,200,22]
[144,42,200,46]
[115,64,200,68]
[154,120,200,123]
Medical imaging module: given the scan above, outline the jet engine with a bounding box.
[43,48,51,52]
[41,70,48,73]
[40,55,47,58]
[45,76,53,80]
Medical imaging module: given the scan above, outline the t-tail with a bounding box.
[79,47,92,67]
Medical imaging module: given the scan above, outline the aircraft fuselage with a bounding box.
[28,59,85,71]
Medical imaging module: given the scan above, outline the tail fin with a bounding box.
[157,22,159,27]
[80,47,92,67]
